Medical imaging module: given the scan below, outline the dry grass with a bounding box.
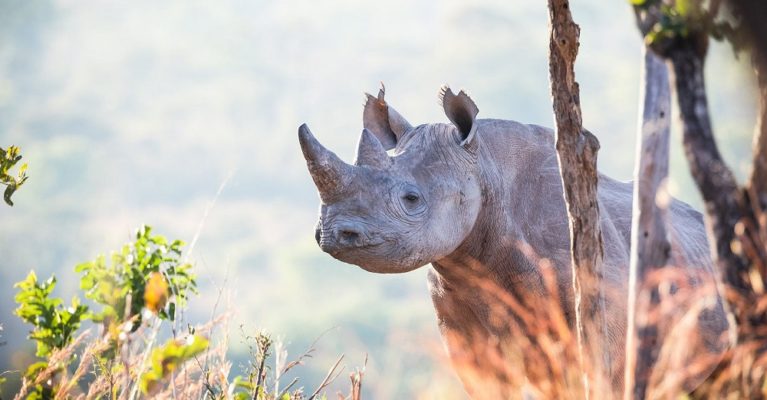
[8,303,366,400]
[7,230,765,400]
[424,237,766,400]
[5,201,767,399]
[689,200,767,399]
[432,252,586,399]
[6,248,766,400]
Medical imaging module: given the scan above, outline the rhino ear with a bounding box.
[440,86,479,149]
[363,84,413,150]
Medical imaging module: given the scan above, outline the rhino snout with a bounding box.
[317,221,382,252]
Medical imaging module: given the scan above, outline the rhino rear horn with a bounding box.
[363,84,413,150]
[354,129,391,169]
[298,124,354,202]
[440,86,479,149]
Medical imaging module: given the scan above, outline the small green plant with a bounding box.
[13,271,88,358]
[0,145,28,206]
[11,226,205,399]
[220,327,354,400]
[75,225,197,332]
[12,271,89,399]
[140,334,209,394]
[228,330,278,400]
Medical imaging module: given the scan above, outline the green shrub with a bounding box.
[13,272,88,358]
[8,225,361,400]
[75,225,197,332]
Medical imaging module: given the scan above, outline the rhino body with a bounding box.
[299,87,727,397]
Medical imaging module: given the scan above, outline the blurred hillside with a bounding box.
[0,0,757,398]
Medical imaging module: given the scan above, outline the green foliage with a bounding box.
[10,226,204,398]
[75,225,197,331]
[140,334,209,394]
[631,0,745,51]
[13,271,89,358]
[648,4,691,44]
[9,225,352,399]
[0,145,28,206]
[23,384,52,400]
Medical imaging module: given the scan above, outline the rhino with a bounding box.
[298,86,728,398]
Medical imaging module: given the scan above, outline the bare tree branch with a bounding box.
[308,354,345,400]
[666,39,751,290]
[624,48,672,400]
[547,0,609,393]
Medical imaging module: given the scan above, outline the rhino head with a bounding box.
[299,86,483,273]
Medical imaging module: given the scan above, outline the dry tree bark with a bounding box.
[631,0,767,396]
[632,0,751,319]
[734,0,767,278]
[667,41,753,292]
[666,33,767,400]
[547,0,610,392]
[750,58,767,212]
[623,48,672,400]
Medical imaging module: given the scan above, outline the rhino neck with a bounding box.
[432,121,575,322]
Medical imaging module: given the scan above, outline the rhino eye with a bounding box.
[396,185,426,216]
[399,187,426,216]
[403,193,420,203]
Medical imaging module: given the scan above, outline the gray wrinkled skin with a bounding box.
[299,87,728,397]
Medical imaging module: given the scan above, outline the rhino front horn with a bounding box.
[298,123,353,202]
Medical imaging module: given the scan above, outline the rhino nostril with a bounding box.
[340,229,360,242]
[333,223,368,247]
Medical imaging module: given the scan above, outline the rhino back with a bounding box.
[474,118,712,273]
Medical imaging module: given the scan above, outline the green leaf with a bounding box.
[74,227,196,336]
[140,335,209,394]
[25,361,48,378]
[4,184,16,206]
[675,0,691,16]
[0,145,28,206]
[13,271,89,357]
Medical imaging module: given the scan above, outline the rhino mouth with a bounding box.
[316,225,386,254]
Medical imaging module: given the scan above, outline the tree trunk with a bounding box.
[666,40,752,294]
[726,0,767,213]
[547,0,609,393]
[623,48,672,400]
[629,1,767,396]
[669,37,767,400]
[749,57,767,212]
